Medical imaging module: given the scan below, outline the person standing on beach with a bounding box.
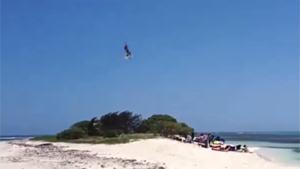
[191,132,195,140]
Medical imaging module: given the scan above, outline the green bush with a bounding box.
[103,130,122,137]
[71,120,90,133]
[57,127,86,140]
[99,111,142,133]
[147,114,177,123]
[56,112,194,140]
[88,117,102,136]
[140,114,194,136]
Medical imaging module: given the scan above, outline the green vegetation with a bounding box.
[69,133,158,144]
[57,127,87,140]
[31,135,59,142]
[33,111,194,144]
[138,114,193,136]
[32,133,157,144]
[71,120,90,133]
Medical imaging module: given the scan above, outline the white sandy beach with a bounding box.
[0,138,299,169]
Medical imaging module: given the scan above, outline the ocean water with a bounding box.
[215,131,300,167]
[0,135,34,141]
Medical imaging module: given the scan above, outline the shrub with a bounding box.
[71,120,90,133]
[102,130,122,137]
[56,112,194,140]
[57,127,86,140]
[140,114,194,136]
[99,111,142,134]
[147,114,177,123]
[87,117,102,136]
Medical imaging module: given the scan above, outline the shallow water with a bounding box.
[211,131,300,167]
[227,140,300,166]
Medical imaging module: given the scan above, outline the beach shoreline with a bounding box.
[0,138,299,169]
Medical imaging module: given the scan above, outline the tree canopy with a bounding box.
[56,111,194,140]
[71,120,90,133]
[138,114,193,136]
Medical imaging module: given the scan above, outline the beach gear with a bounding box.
[212,140,224,145]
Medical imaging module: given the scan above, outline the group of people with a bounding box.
[171,133,250,153]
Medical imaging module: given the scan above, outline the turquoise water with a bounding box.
[227,140,300,166]
[215,131,300,167]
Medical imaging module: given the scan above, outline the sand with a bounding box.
[0,138,299,169]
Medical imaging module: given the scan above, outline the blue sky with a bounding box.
[1,0,299,135]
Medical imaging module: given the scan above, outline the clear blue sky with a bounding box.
[1,0,299,135]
